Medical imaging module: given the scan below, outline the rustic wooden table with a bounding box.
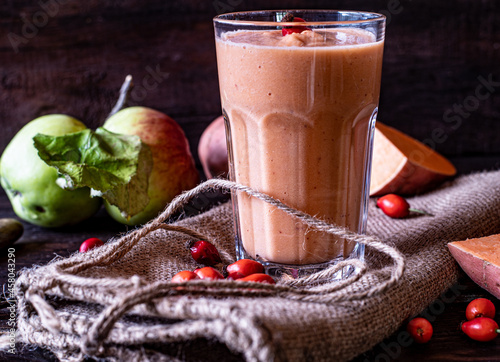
[0,169,499,361]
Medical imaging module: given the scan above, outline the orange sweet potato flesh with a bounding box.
[370,122,456,196]
[448,234,500,300]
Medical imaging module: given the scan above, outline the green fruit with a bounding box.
[0,114,101,228]
[103,107,199,225]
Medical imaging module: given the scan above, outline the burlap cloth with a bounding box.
[12,170,500,361]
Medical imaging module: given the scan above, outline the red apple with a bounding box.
[198,115,228,179]
[103,106,199,225]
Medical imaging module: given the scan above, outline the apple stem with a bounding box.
[107,75,134,119]
[409,208,434,217]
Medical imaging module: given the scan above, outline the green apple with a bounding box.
[103,107,199,225]
[0,114,101,228]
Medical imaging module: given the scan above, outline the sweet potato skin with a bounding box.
[448,241,500,300]
[370,122,456,196]
[371,160,449,196]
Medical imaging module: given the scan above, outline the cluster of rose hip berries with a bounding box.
[171,240,275,284]
[78,237,275,284]
[407,298,499,344]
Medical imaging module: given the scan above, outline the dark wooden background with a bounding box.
[0,0,499,174]
[0,1,499,361]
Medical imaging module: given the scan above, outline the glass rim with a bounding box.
[213,9,386,26]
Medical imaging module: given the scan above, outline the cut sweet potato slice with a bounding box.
[370,122,456,196]
[447,234,500,300]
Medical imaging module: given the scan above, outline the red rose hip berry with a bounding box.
[226,259,265,280]
[281,13,310,36]
[188,240,222,266]
[376,194,410,218]
[407,317,433,344]
[171,270,199,283]
[194,266,225,280]
[461,317,500,342]
[376,194,431,218]
[465,298,496,320]
[237,273,275,284]
[79,237,104,253]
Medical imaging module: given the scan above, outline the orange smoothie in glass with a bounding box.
[214,11,385,271]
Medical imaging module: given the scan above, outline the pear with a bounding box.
[0,115,101,228]
[103,107,199,225]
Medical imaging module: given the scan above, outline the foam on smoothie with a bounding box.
[222,28,377,48]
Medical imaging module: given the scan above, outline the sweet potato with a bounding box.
[448,234,500,300]
[370,122,456,196]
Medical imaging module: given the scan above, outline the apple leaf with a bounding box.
[33,127,153,219]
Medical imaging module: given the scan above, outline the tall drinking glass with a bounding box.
[213,10,385,278]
